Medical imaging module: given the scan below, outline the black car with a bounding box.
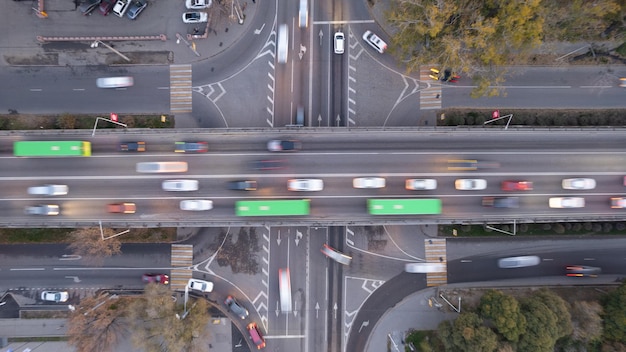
[225,295,249,319]
[79,0,102,15]
[482,197,519,208]
[228,180,257,191]
[119,141,146,152]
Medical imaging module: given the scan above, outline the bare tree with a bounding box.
[67,294,128,352]
[127,285,211,352]
[67,227,121,266]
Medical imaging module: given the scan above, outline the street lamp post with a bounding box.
[92,116,127,136]
[90,40,131,62]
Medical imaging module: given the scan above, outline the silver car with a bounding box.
[549,197,585,208]
[288,179,324,191]
[188,278,213,292]
[455,179,487,190]
[25,204,60,216]
[353,177,386,189]
[180,200,213,211]
[498,256,541,269]
[405,179,437,190]
[162,180,199,192]
[320,244,352,265]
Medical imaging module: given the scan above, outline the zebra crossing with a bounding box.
[170,64,193,113]
[424,238,447,286]
[419,66,442,110]
[170,244,193,291]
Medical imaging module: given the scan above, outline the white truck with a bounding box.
[27,184,68,196]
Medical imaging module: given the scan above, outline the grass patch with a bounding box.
[21,310,71,319]
[441,222,626,237]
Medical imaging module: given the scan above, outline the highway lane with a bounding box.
[0,130,625,225]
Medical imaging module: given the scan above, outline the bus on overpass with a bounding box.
[14,141,92,157]
[367,199,442,215]
[235,199,310,216]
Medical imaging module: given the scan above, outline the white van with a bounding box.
[405,262,446,273]
[278,268,292,313]
[298,0,308,28]
[277,24,288,64]
[136,161,188,173]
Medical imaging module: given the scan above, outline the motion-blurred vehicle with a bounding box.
[353,177,385,189]
[497,256,540,268]
[225,295,249,319]
[447,159,478,171]
[362,30,387,53]
[136,161,187,173]
[611,197,626,209]
[501,180,533,191]
[180,200,213,211]
[405,179,437,190]
[549,197,585,208]
[562,178,596,190]
[107,203,136,214]
[482,197,519,208]
[288,179,324,192]
[566,265,601,277]
[620,78,626,88]
[119,141,145,152]
[455,179,487,190]
[247,322,266,349]
[320,244,352,265]
[174,141,208,153]
[228,180,258,191]
[188,278,213,292]
[96,76,133,88]
[41,291,69,302]
[162,180,198,192]
[27,184,68,196]
[142,273,170,284]
[25,204,60,216]
[182,12,208,23]
[251,160,285,170]
[405,262,446,273]
[267,139,301,152]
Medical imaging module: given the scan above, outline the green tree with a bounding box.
[386,0,544,97]
[518,298,560,352]
[67,227,122,266]
[437,312,498,352]
[532,289,572,338]
[603,282,626,343]
[479,289,526,342]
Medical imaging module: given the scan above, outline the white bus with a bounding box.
[277,24,288,64]
[278,268,292,312]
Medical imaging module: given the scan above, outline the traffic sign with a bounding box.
[492,110,500,119]
[110,113,118,122]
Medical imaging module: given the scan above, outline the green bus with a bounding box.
[14,141,92,157]
[235,199,310,216]
[368,199,442,215]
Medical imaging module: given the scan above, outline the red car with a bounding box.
[501,181,533,191]
[99,0,115,15]
[142,273,169,285]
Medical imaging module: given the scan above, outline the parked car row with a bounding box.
[80,0,147,19]
[182,0,210,23]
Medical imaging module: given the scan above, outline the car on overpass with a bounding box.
[549,197,585,208]
[27,184,68,196]
[267,139,301,152]
[162,180,198,192]
[611,197,626,209]
[228,180,258,191]
[25,204,60,216]
[405,179,437,190]
[455,179,487,190]
[562,178,596,190]
[107,203,136,214]
[288,179,324,192]
[180,200,213,211]
[353,177,385,189]
[501,180,533,191]
[119,141,146,152]
[174,141,208,153]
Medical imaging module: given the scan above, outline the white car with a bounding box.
[188,278,213,293]
[162,180,199,192]
[562,178,596,190]
[27,184,68,196]
[353,177,386,189]
[182,12,208,23]
[549,197,585,208]
[96,76,133,89]
[405,179,437,190]
[41,291,69,303]
[185,0,210,9]
[333,31,345,54]
[112,0,130,17]
[180,200,213,211]
[455,179,487,190]
[288,179,324,192]
[362,30,387,53]
[320,244,352,266]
